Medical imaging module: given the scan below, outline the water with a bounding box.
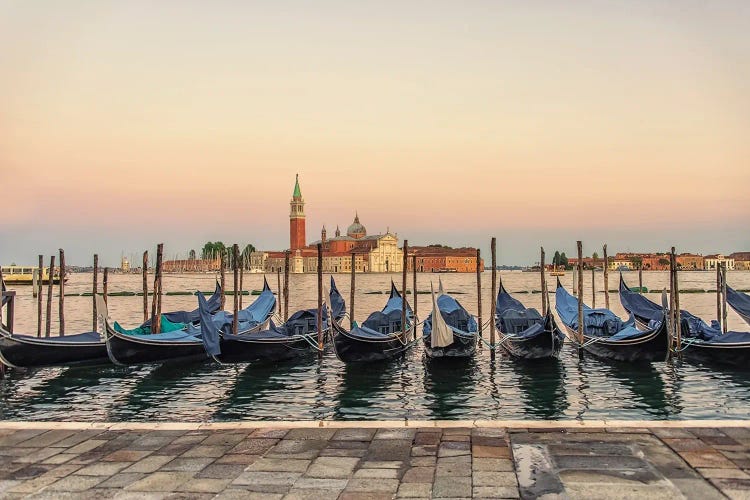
[1,271,749,422]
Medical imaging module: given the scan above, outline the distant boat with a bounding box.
[422,280,477,359]
[332,281,415,363]
[549,265,565,277]
[1,265,67,285]
[431,268,457,273]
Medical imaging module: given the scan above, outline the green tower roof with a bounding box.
[293,174,302,198]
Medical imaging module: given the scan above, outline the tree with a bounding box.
[188,249,196,260]
[560,252,569,269]
[592,252,599,261]
[630,257,643,270]
[241,244,256,270]
[553,251,561,267]
[658,258,670,266]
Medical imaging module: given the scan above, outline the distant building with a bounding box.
[676,253,705,270]
[162,257,221,273]
[730,252,750,271]
[121,256,130,273]
[407,246,483,273]
[705,254,735,271]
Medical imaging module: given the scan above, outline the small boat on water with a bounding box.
[495,280,564,360]
[0,282,224,369]
[332,281,415,363]
[422,280,477,359]
[105,280,274,366]
[201,277,346,363]
[555,279,669,362]
[727,286,750,327]
[0,265,67,286]
[619,276,750,366]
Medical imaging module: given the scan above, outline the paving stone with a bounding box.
[553,454,648,470]
[435,461,471,478]
[401,466,434,483]
[232,471,301,489]
[472,427,506,438]
[42,454,78,465]
[438,441,470,457]
[46,474,106,491]
[679,451,737,469]
[129,436,176,451]
[247,459,311,473]
[102,450,153,462]
[662,438,713,452]
[292,477,348,489]
[154,444,195,456]
[564,483,681,499]
[409,456,436,467]
[698,468,750,479]
[558,468,661,484]
[396,482,432,497]
[0,429,48,447]
[123,455,175,473]
[176,478,233,493]
[267,440,327,459]
[6,474,60,494]
[353,468,399,479]
[413,432,441,445]
[671,478,725,500]
[16,430,77,448]
[472,436,506,447]
[410,445,437,457]
[7,464,53,480]
[344,478,400,493]
[366,440,412,461]
[473,486,520,498]
[250,429,289,439]
[443,427,472,436]
[319,448,366,457]
[472,445,511,458]
[339,493,394,500]
[305,457,359,478]
[159,457,214,472]
[12,447,61,464]
[74,461,131,476]
[373,428,415,440]
[650,428,695,439]
[200,432,250,447]
[215,454,261,465]
[690,428,728,438]
[194,463,246,479]
[230,439,280,455]
[547,442,634,455]
[125,472,197,492]
[331,428,376,441]
[216,491,283,500]
[359,460,403,469]
[473,458,515,471]
[284,429,336,441]
[473,470,518,487]
[66,439,109,455]
[181,445,230,458]
[96,472,148,488]
[433,476,471,498]
[283,488,345,499]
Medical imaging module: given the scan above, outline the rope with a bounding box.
[674,337,699,353]
[479,336,497,350]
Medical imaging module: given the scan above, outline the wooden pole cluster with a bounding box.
[233,244,239,335]
[37,255,43,337]
[45,255,55,337]
[603,244,610,310]
[283,251,290,322]
[576,241,584,345]
[476,248,483,340]
[58,249,65,336]
[350,253,356,329]
[402,240,408,340]
[142,251,149,323]
[317,243,323,353]
[150,243,163,334]
[572,266,577,297]
[412,255,418,322]
[721,263,728,334]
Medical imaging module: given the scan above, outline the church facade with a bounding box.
[252,176,403,273]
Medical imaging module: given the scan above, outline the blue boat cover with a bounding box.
[139,281,223,329]
[620,276,750,343]
[555,283,643,340]
[329,276,346,321]
[727,286,750,325]
[11,331,102,343]
[423,293,477,337]
[494,283,549,339]
[349,282,413,339]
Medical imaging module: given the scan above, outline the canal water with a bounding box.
[1,271,749,422]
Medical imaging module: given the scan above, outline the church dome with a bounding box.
[347,213,367,239]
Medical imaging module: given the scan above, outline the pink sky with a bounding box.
[1,1,749,265]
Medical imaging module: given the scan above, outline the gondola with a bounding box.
[555,279,669,362]
[495,280,564,360]
[201,277,346,363]
[422,280,477,358]
[104,279,274,366]
[727,286,750,327]
[332,281,415,363]
[619,275,750,366]
[0,282,222,369]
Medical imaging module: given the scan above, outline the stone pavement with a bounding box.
[0,423,749,499]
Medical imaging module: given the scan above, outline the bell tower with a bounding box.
[289,174,306,251]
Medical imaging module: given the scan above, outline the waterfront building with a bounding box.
[121,256,130,273]
[162,257,220,273]
[705,254,735,271]
[676,253,705,270]
[407,246,483,273]
[730,252,750,271]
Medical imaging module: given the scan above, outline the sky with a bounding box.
[1,1,749,266]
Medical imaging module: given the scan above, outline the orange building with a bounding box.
[407,246,483,273]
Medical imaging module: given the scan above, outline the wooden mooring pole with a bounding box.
[577,241,584,346]
[142,251,148,323]
[276,268,282,317]
[151,244,163,334]
[92,254,98,332]
[283,251,290,322]
[716,265,722,328]
[591,268,596,309]
[45,255,55,337]
[239,256,244,310]
[412,255,418,322]
[603,244,610,310]
[317,243,323,353]
[402,240,409,340]
[350,252,356,329]
[722,263,728,334]
[490,239,497,348]
[37,254,43,337]
[220,253,226,310]
[668,251,676,355]
[477,248,483,340]
[673,247,681,355]
[58,249,65,336]
[103,267,109,306]
[233,244,239,335]
[638,267,643,294]
[540,247,547,315]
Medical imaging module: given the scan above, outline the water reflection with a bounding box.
[422,355,478,419]
[334,357,400,419]
[509,359,568,419]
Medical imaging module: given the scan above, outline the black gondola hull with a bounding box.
[214,335,319,363]
[422,333,476,358]
[105,326,208,366]
[562,321,669,362]
[332,322,414,363]
[497,313,565,360]
[0,331,109,368]
[682,342,750,367]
